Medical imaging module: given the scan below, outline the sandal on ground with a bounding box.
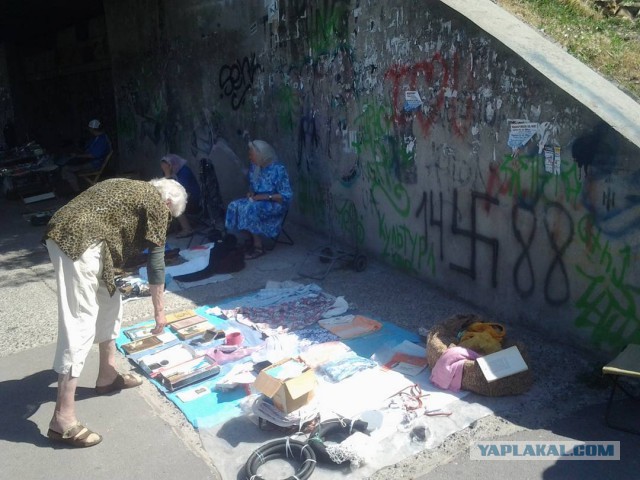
[245,247,265,260]
[47,423,103,448]
[175,230,194,238]
[95,373,143,395]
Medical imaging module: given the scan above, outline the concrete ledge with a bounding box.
[440,0,640,148]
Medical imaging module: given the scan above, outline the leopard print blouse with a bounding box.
[44,178,171,295]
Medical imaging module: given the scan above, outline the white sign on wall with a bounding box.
[507,120,538,151]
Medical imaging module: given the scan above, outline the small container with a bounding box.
[225,331,244,346]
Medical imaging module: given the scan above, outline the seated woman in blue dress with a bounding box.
[225,140,293,259]
[161,154,201,237]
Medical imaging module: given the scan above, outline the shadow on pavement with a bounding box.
[0,369,95,448]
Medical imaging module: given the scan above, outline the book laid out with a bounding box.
[384,352,429,376]
[124,324,155,341]
[138,344,198,376]
[122,336,162,354]
[165,309,197,324]
[159,356,221,391]
[171,314,207,331]
[476,345,528,382]
[176,322,210,340]
[121,331,177,355]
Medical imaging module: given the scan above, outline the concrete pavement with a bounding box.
[0,194,638,480]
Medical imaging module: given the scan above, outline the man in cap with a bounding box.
[60,119,112,192]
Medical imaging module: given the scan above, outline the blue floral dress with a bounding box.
[225,162,292,238]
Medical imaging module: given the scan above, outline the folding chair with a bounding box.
[263,208,294,251]
[602,343,640,435]
[78,150,113,186]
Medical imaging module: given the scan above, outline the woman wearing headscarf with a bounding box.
[225,140,293,259]
[160,154,202,237]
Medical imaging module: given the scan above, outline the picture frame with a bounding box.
[176,322,210,340]
[159,356,221,391]
[122,335,162,354]
[170,315,207,331]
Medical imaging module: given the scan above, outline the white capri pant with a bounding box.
[46,239,123,377]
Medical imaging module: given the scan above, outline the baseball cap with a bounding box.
[88,119,101,129]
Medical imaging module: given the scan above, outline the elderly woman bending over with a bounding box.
[43,178,187,447]
[225,140,292,259]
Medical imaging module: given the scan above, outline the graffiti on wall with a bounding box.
[219,54,262,110]
[384,52,474,141]
[490,154,583,208]
[173,1,640,351]
[116,76,175,155]
[575,214,640,350]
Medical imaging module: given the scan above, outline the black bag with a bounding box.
[173,234,245,282]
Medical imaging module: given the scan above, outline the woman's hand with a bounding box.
[151,310,167,334]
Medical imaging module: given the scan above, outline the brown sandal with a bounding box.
[95,373,143,395]
[47,423,102,448]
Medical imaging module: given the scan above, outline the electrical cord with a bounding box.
[307,418,369,464]
[244,438,316,480]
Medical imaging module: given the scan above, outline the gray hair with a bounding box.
[249,139,277,166]
[148,178,188,217]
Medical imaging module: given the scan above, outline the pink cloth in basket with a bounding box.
[430,346,480,392]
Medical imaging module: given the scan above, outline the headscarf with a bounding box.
[248,140,277,185]
[249,140,277,167]
[161,154,188,176]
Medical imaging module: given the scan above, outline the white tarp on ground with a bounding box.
[199,389,492,480]
[198,339,494,480]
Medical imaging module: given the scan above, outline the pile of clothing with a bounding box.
[426,314,533,396]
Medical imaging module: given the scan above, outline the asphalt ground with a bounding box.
[1,194,638,480]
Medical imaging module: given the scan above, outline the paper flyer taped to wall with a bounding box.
[404,91,423,112]
[507,120,539,150]
[544,145,562,175]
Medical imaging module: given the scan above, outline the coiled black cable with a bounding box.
[244,438,316,480]
[307,418,369,464]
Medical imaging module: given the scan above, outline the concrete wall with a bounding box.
[0,44,15,149]
[1,15,116,154]
[104,0,640,353]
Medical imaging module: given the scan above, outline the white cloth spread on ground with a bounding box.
[139,243,214,279]
[118,281,494,479]
[121,244,231,300]
[193,285,493,479]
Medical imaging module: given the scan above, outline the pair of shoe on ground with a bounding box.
[47,373,142,448]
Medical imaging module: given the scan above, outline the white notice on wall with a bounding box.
[544,145,562,175]
[404,91,423,111]
[507,120,539,150]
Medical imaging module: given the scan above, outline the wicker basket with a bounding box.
[426,314,533,396]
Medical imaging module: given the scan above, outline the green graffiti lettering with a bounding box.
[575,215,640,350]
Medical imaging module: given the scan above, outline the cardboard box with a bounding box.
[253,358,316,414]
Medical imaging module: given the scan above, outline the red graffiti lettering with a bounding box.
[385,53,472,139]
